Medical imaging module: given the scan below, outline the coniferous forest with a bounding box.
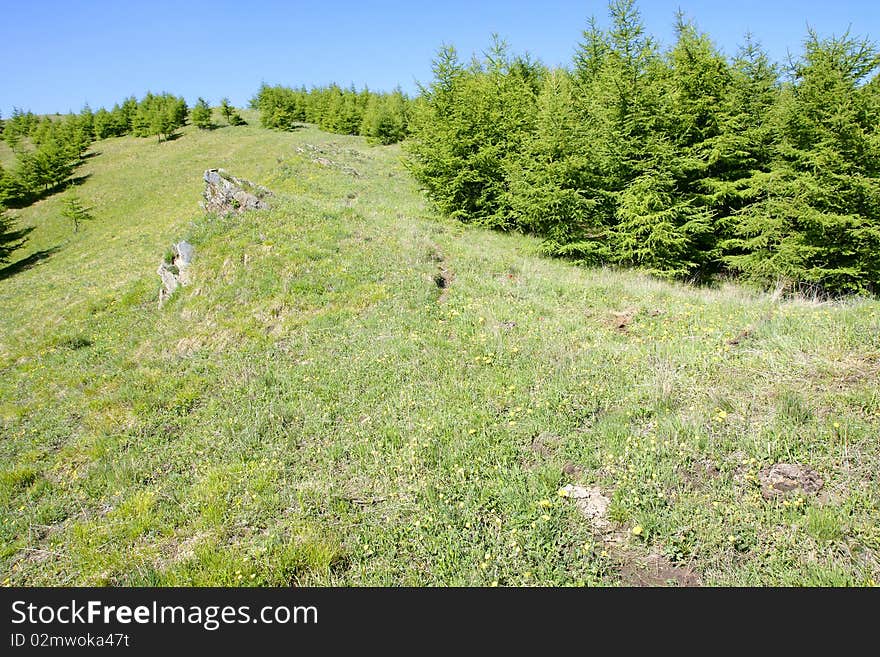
[406,1,880,294]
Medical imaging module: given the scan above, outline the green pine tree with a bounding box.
[725,30,880,292]
[60,194,93,233]
[191,98,213,130]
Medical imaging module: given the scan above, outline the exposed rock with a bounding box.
[158,241,194,307]
[560,484,611,530]
[202,169,272,215]
[175,240,194,266]
[758,463,823,499]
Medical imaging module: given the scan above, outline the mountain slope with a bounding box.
[1,120,878,586]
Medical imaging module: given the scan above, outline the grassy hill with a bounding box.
[1,116,878,586]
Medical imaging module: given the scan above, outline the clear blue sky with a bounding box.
[1,0,878,117]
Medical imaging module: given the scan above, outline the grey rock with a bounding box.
[158,241,196,307]
[175,240,194,266]
[202,169,272,215]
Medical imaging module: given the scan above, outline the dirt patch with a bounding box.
[608,307,638,332]
[425,246,444,263]
[680,458,721,490]
[560,485,611,531]
[434,266,454,303]
[727,326,755,346]
[727,308,774,347]
[617,551,701,587]
[822,354,880,389]
[758,463,823,499]
[530,432,561,458]
[559,482,703,587]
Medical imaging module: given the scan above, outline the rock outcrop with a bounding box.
[202,169,272,215]
[158,241,194,307]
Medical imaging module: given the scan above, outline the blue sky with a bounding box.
[1,0,878,117]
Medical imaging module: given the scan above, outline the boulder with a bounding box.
[201,169,272,215]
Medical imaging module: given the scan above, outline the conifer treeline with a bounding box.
[251,84,410,145]
[0,92,188,208]
[406,0,880,293]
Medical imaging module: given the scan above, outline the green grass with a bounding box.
[1,115,879,586]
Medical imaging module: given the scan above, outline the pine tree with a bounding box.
[726,30,880,292]
[220,97,233,123]
[60,194,93,233]
[191,98,213,130]
[219,97,246,126]
[507,68,613,261]
[613,15,731,279]
[406,38,542,227]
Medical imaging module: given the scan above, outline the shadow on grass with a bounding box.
[4,174,93,209]
[0,245,61,281]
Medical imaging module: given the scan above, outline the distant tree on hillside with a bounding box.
[220,98,233,123]
[251,83,408,141]
[2,108,37,152]
[0,163,10,205]
[15,138,77,194]
[361,88,409,144]
[60,194,93,233]
[220,97,247,126]
[191,98,214,130]
[133,93,188,142]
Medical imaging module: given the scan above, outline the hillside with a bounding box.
[1,118,878,586]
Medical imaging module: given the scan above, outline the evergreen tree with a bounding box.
[132,92,187,141]
[0,163,10,206]
[612,15,730,279]
[361,89,408,144]
[406,38,542,227]
[220,97,234,123]
[191,98,214,129]
[726,31,880,292]
[507,68,613,261]
[219,97,246,126]
[60,194,93,233]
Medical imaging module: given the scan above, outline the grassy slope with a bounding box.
[1,117,878,586]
